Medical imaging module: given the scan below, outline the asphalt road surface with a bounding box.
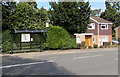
[2,48,118,75]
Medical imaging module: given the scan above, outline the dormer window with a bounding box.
[101,24,108,29]
[88,23,95,29]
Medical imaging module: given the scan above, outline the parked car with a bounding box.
[112,40,120,45]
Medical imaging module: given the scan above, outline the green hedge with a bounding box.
[104,42,111,46]
[94,44,98,48]
[2,30,13,53]
[118,38,120,42]
[43,26,77,50]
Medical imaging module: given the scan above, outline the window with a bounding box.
[76,36,81,43]
[101,24,108,29]
[102,36,108,42]
[88,23,95,29]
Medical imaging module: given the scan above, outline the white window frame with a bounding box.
[101,24,108,29]
[102,36,108,42]
[76,36,81,43]
[88,23,95,29]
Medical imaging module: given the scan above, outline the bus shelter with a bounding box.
[11,29,47,53]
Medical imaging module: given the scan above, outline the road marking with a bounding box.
[73,56,90,59]
[46,60,54,62]
[115,58,118,61]
[90,54,104,57]
[1,60,54,69]
[73,54,103,60]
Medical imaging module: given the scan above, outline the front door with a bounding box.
[85,35,91,46]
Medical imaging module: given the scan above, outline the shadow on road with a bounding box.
[2,56,75,75]
[2,56,118,77]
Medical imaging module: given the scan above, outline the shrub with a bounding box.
[104,42,111,48]
[118,38,120,42]
[81,41,86,49]
[88,46,92,49]
[2,30,12,43]
[76,43,81,48]
[100,45,104,48]
[2,30,13,53]
[94,44,98,48]
[2,41,12,52]
[103,42,111,46]
[44,26,77,50]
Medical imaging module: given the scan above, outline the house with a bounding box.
[74,17,113,47]
[114,26,120,41]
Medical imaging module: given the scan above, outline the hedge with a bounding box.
[2,30,13,53]
[94,44,98,48]
[43,26,77,50]
[103,42,111,46]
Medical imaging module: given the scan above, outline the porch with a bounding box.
[74,33,94,47]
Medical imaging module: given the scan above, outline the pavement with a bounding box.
[1,47,119,75]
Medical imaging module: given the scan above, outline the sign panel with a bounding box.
[21,34,30,42]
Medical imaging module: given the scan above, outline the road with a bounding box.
[2,48,118,75]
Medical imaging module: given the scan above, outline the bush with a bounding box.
[76,43,81,48]
[100,45,104,48]
[118,38,120,42]
[94,44,98,48]
[2,41,12,52]
[2,30,13,53]
[103,42,111,47]
[2,30,12,43]
[88,46,92,49]
[44,26,77,50]
[80,41,86,49]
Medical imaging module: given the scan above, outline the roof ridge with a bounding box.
[90,16,112,23]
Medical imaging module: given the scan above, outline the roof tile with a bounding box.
[91,17,112,23]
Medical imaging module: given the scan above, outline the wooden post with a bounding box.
[30,33,31,52]
[11,34,13,53]
[20,33,22,52]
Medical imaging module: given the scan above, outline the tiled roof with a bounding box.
[90,17,112,23]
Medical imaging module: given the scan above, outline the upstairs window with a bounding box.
[101,24,108,29]
[88,23,95,29]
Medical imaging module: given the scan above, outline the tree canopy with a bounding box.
[49,1,90,34]
[2,2,16,30]
[100,1,120,27]
[90,9,101,17]
[100,1,120,36]
[2,2,48,31]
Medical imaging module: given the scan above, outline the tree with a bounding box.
[12,2,37,29]
[49,1,90,34]
[100,1,120,37]
[1,2,16,30]
[100,1,120,25]
[39,7,49,27]
[2,2,48,30]
[20,0,37,9]
[90,9,101,17]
